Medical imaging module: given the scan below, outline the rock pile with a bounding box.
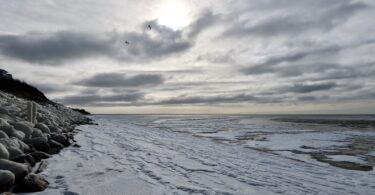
[0,91,91,193]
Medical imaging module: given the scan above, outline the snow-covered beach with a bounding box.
[35,115,375,195]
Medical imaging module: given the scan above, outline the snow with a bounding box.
[32,115,375,195]
[326,155,368,164]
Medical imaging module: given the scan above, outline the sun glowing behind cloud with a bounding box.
[156,1,191,30]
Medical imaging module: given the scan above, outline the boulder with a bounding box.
[3,105,21,113]
[23,137,48,146]
[0,107,9,115]
[0,143,9,159]
[48,125,62,133]
[0,131,9,139]
[0,114,13,122]
[15,139,30,152]
[0,170,15,193]
[31,129,44,138]
[0,159,30,182]
[0,138,28,152]
[30,152,50,162]
[12,154,36,167]
[0,126,25,140]
[0,118,9,127]
[14,174,49,193]
[35,123,50,134]
[23,137,51,154]
[13,130,25,140]
[48,140,64,154]
[11,122,33,138]
[0,138,20,149]
[52,134,69,146]
[6,147,24,160]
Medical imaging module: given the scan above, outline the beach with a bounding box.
[34,115,375,195]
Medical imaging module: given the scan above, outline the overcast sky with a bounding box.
[1,0,375,114]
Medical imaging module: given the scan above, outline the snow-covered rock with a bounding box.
[0,90,91,193]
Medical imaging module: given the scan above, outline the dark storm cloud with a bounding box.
[0,31,115,64]
[0,29,191,65]
[285,82,337,93]
[0,10,219,65]
[223,0,367,37]
[57,93,144,105]
[74,73,165,88]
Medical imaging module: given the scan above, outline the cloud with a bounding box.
[223,0,367,37]
[186,10,218,38]
[0,28,190,65]
[31,82,70,94]
[74,73,165,88]
[0,10,220,65]
[0,31,116,65]
[285,82,337,93]
[155,93,281,105]
[56,93,144,105]
[241,42,375,79]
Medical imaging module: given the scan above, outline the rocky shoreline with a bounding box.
[0,91,92,194]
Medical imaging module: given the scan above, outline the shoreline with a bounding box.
[0,91,92,194]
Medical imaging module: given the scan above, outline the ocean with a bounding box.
[34,115,375,195]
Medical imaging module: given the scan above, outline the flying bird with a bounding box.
[125,41,129,45]
[148,25,152,30]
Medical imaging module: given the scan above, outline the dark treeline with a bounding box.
[0,77,52,104]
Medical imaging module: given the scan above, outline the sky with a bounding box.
[1,0,375,114]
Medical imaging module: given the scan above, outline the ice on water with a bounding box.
[34,115,375,195]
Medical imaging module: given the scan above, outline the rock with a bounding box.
[35,160,48,174]
[31,128,44,138]
[0,114,13,122]
[0,159,30,182]
[6,147,24,160]
[30,152,50,162]
[2,105,21,114]
[0,131,8,139]
[12,154,36,167]
[0,143,9,159]
[0,138,21,150]
[52,134,70,146]
[0,118,9,127]
[23,137,51,153]
[23,137,48,145]
[35,123,50,134]
[0,138,28,152]
[0,170,15,193]
[13,130,25,140]
[49,139,64,148]
[15,139,30,152]
[0,126,25,140]
[72,143,81,148]
[48,139,64,154]
[0,107,9,115]
[13,174,49,193]
[11,122,33,138]
[48,125,62,133]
